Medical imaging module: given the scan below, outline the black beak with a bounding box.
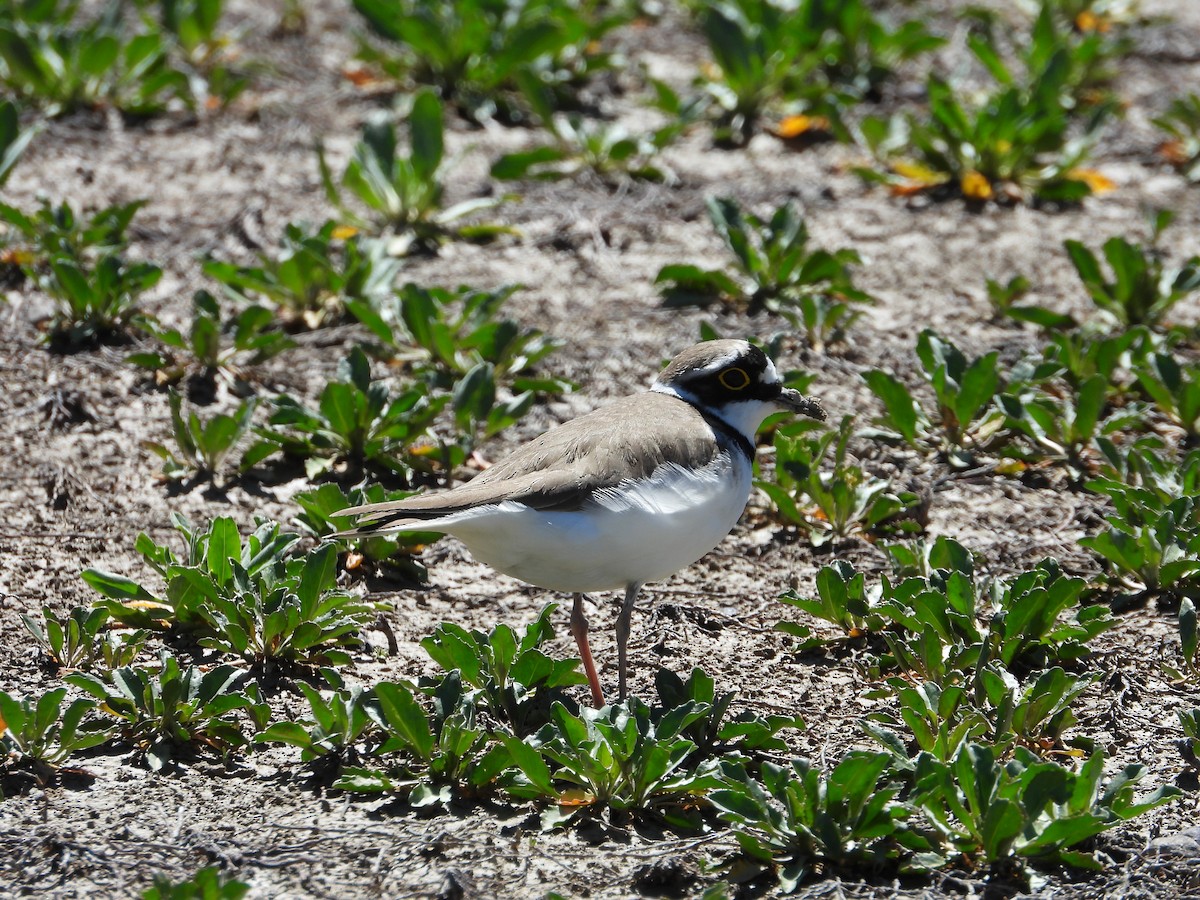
[775,387,827,421]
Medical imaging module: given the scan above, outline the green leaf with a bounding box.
[372,681,434,761]
[863,370,920,445]
[81,569,159,603]
[491,146,566,180]
[408,89,444,182]
[955,352,1000,426]
[254,722,314,749]
[1180,598,1197,668]
[206,517,240,585]
[297,543,338,608]
[501,735,556,797]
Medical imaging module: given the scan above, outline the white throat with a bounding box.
[703,397,781,440]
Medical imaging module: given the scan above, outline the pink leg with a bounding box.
[570,593,605,708]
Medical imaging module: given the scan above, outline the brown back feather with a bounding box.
[342,392,722,523]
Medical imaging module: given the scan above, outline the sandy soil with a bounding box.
[2,1,1200,897]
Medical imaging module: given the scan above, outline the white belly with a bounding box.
[432,453,750,593]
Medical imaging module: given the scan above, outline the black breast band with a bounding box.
[698,409,756,462]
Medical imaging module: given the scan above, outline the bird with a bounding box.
[335,339,826,707]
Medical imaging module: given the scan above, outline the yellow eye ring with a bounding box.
[719,367,751,390]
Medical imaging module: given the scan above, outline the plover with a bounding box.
[337,339,825,706]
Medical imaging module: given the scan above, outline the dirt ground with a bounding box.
[2,0,1200,897]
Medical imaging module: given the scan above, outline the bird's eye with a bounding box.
[718,366,751,390]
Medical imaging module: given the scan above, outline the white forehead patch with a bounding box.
[762,357,780,384]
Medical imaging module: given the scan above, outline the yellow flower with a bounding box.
[773,114,830,138]
[961,170,993,200]
[1066,168,1116,194]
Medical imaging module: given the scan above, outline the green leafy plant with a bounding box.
[871,574,985,684]
[999,375,1145,478]
[1155,92,1200,182]
[1179,707,1200,768]
[1080,487,1200,600]
[129,290,295,390]
[983,562,1115,669]
[911,743,1179,871]
[0,1,193,117]
[760,415,921,544]
[693,0,941,144]
[1091,444,1200,503]
[0,98,35,187]
[863,330,1008,465]
[82,515,299,631]
[144,391,257,486]
[318,91,512,253]
[254,669,380,776]
[857,6,1115,203]
[248,346,445,480]
[151,0,247,108]
[350,0,624,124]
[421,603,587,737]
[863,681,987,766]
[350,283,560,379]
[155,0,226,63]
[192,542,380,669]
[506,698,722,828]
[972,0,1131,91]
[336,675,511,807]
[653,667,804,762]
[709,753,914,891]
[0,687,112,784]
[21,605,146,673]
[780,556,1113,673]
[37,251,162,349]
[975,665,1094,753]
[491,75,698,183]
[1134,353,1200,441]
[656,197,872,352]
[0,197,143,269]
[293,482,432,582]
[203,222,402,328]
[1037,327,1151,394]
[883,534,976,581]
[1,195,144,309]
[776,559,872,642]
[694,0,814,144]
[349,282,572,450]
[985,273,1031,321]
[84,515,379,666]
[881,562,1111,678]
[1065,213,1200,330]
[1036,0,1141,29]
[1164,598,1198,683]
[67,651,265,771]
[491,113,678,183]
[142,865,249,900]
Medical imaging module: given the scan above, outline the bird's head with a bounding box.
[652,339,826,439]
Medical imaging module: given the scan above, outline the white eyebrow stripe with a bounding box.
[687,347,747,378]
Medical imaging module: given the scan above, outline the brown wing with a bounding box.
[336,392,721,525]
